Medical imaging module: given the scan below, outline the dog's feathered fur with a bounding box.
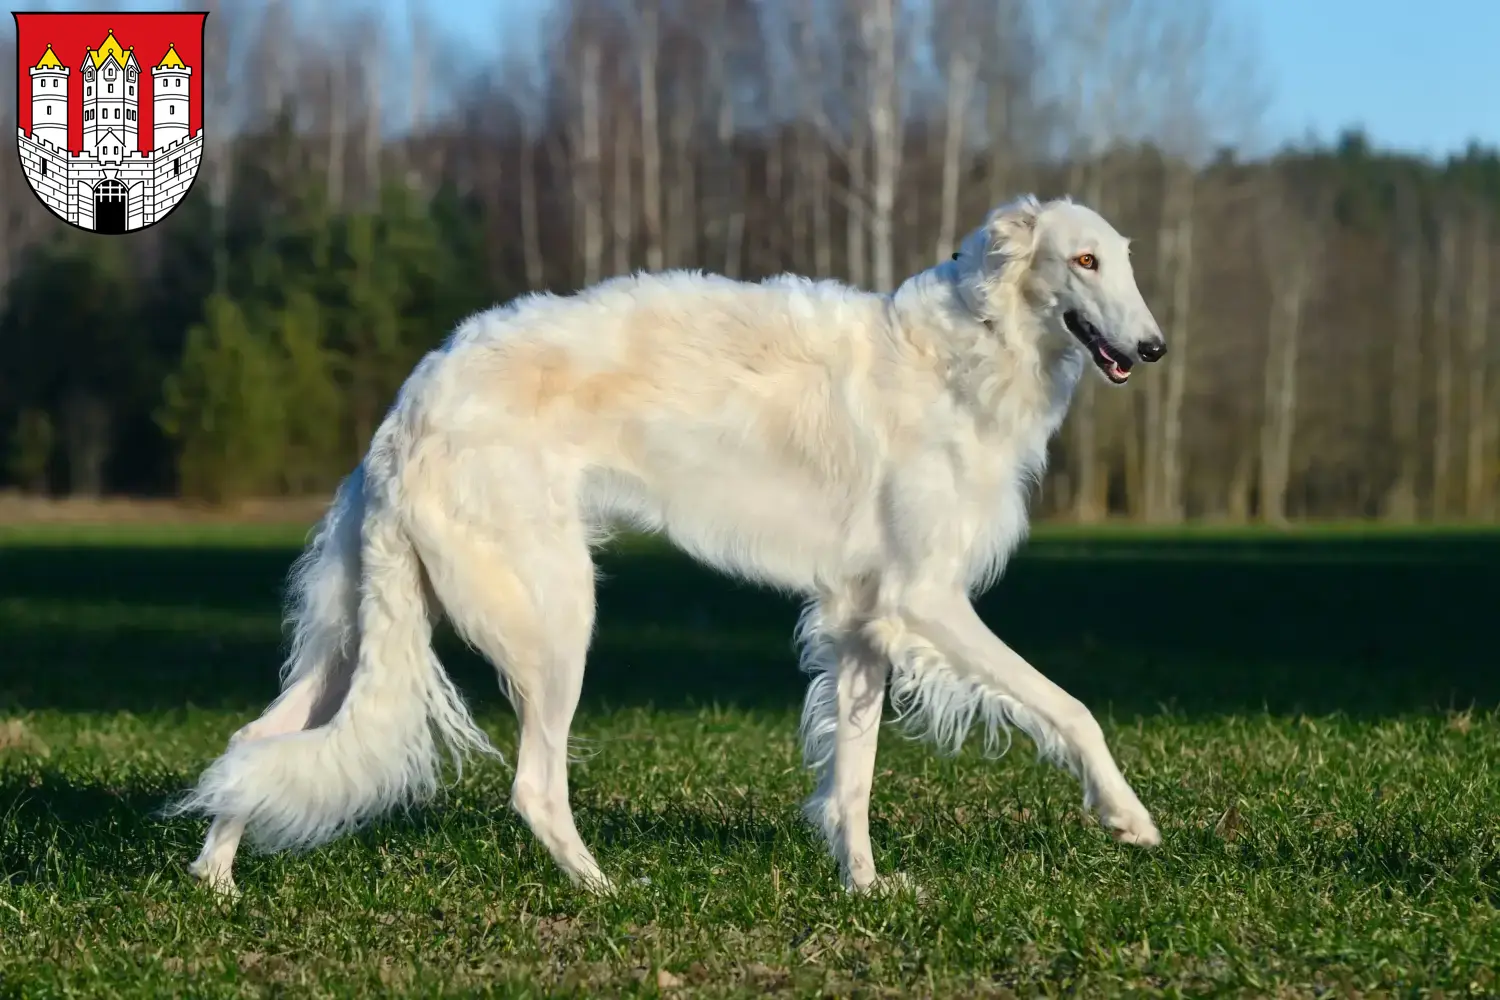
[175,195,1167,896]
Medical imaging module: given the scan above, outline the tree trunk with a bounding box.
[788,129,809,272]
[1227,445,1254,523]
[711,20,745,279]
[405,0,428,174]
[983,67,1011,211]
[666,96,697,270]
[845,123,868,289]
[862,0,902,293]
[811,138,833,277]
[1431,219,1459,519]
[362,25,382,204]
[788,6,832,277]
[1384,195,1424,522]
[727,155,749,277]
[62,389,110,498]
[326,52,346,212]
[935,54,975,262]
[204,6,233,295]
[1463,213,1491,518]
[611,109,635,278]
[636,1,664,272]
[1141,186,1170,519]
[576,39,604,288]
[1256,180,1325,525]
[762,135,785,277]
[1069,164,1107,522]
[1258,269,1308,525]
[1158,167,1194,524]
[519,122,545,290]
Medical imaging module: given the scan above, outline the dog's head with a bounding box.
[954,195,1166,385]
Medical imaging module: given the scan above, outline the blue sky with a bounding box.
[1241,0,1500,157]
[398,0,1497,161]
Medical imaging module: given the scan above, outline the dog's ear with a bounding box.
[986,195,1041,266]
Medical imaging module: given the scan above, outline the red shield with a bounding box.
[12,10,207,234]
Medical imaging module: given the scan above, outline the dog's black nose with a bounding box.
[1137,338,1167,363]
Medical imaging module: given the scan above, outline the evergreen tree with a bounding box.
[157,294,287,503]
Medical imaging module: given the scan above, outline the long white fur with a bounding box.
[175,194,1168,896]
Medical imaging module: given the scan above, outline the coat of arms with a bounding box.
[12,11,207,234]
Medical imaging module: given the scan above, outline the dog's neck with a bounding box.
[890,260,1085,418]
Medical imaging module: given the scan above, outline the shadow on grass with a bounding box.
[4,768,1496,908]
[0,768,795,892]
[1,531,1497,719]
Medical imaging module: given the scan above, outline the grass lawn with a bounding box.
[1,522,1497,997]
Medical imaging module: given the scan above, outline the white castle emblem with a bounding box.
[17,30,203,233]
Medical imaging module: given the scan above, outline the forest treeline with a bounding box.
[1,0,1497,523]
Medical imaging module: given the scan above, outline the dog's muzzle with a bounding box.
[1064,310,1134,384]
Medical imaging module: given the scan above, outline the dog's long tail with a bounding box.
[171,456,496,853]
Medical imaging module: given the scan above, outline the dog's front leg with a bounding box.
[877,592,1160,847]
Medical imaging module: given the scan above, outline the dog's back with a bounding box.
[419,269,918,589]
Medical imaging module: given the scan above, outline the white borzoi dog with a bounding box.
[174,194,1168,897]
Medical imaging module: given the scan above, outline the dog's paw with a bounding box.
[573,869,617,897]
[846,870,927,901]
[187,859,240,899]
[1100,809,1161,848]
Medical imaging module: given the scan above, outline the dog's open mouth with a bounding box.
[1064,310,1134,384]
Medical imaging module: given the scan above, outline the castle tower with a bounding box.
[151,44,191,149]
[28,44,69,149]
[82,30,140,157]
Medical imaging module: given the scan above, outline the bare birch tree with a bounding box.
[1384,187,1425,521]
[784,3,834,277]
[1256,173,1325,524]
[1463,209,1492,517]
[1431,214,1460,518]
[360,16,383,205]
[508,51,548,291]
[203,0,235,295]
[572,34,605,287]
[860,0,904,293]
[932,0,980,262]
[1146,167,1195,521]
[610,89,636,278]
[632,0,665,272]
[663,33,700,271]
[323,36,348,211]
[405,0,429,173]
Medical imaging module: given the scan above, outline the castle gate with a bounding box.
[94,178,127,234]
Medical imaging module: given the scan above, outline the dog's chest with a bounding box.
[937,393,1054,528]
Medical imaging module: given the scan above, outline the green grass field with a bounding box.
[1,523,1497,997]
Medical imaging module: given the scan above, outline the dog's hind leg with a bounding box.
[184,470,366,899]
[800,635,890,892]
[799,584,915,894]
[187,669,347,896]
[186,470,364,896]
[409,478,609,892]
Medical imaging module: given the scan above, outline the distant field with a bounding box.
[1,523,1497,997]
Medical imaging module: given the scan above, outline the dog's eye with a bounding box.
[1074,253,1097,271]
